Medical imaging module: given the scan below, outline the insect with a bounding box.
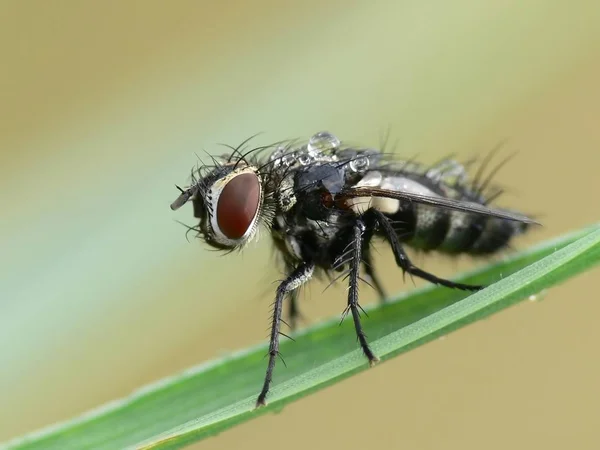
[170,131,538,407]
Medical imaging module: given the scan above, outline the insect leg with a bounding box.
[256,262,314,408]
[363,248,387,302]
[361,211,387,302]
[286,290,302,331]
[372,209,483,291]
[345,219,379,365]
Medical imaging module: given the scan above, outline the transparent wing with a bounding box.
[341,186,539,224]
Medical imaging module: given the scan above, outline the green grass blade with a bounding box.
[4,224,600,450]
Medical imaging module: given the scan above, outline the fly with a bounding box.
[170,131,539,407]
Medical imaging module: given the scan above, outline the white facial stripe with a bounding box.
[207,167,263,247]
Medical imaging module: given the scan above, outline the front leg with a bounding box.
[285,260,304,331]
[256,262,314,408]
[286,290,302,331]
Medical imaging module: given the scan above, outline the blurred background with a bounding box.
[1,1,600,449]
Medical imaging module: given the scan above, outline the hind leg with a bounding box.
[372,209,483,291]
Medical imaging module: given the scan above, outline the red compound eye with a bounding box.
[216,172,261,240]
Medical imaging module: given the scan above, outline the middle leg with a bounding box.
[361,210,387,302]
[344,219,379,366]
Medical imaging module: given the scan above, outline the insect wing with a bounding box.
[340,186,539,224]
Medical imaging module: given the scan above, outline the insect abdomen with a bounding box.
[403,205,528,255]
[435,209,486,253]
[466,216,529,255]
[360,170,530,256]
[409,206,451,250]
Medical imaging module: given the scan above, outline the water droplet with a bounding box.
[297,153,311,165]
[281,153,296,168]
[307,131,340,156]
[270,144,297,168]
[349,155,370,173]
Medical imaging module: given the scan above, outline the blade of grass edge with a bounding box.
[137,225,600,449]
[3,224,599,450]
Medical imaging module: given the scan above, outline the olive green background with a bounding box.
[1,1,600,449]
